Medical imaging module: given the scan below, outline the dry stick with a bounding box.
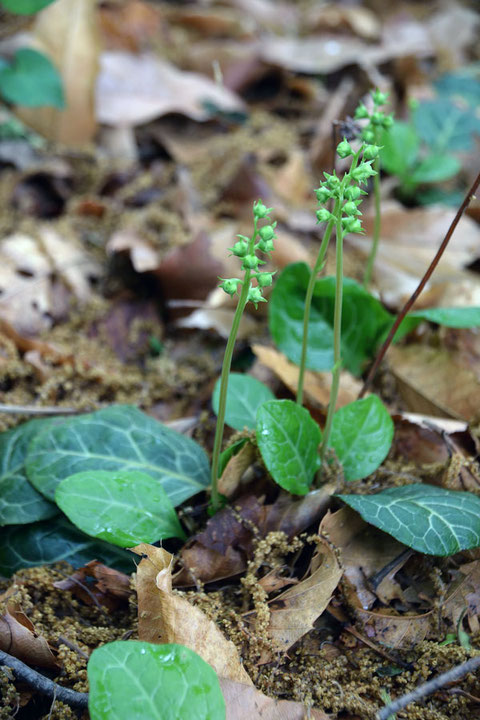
[376,654,480,720]
[0,650,89,710]
[0,404,80,415]
[359,170,480,399]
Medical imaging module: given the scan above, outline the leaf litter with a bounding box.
[1,0,480,718]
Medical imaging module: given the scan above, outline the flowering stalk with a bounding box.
[210,201,276,511]
[358,89,394,289]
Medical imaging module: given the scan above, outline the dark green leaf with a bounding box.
[257,399,320,495]
[212,373,275,430]
[26,405,210,506]
[410,153,460,184]
[414,99,480,152]
[269,263,393,375]
[56,470,186,547]
[88,641,225,720]
[0,516,133,577]
[0,0,56,14]
[380,121,419,177]
[329,396,393,481]
[0,420,57,525]
[0,48,64,108]
[338,484,480,556]
[435,69,480,106]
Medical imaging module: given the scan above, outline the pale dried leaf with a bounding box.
[17,0,99,145]
[0,603,58,668]
[219,678,330,720]
[132,544,252,685]
[218,441,256,498]
[107,230,159,273]
[97,51,244,127]
[252,344,363,408]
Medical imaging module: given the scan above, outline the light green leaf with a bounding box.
[338,484,480,556]
[212,373,275,430]
[410,153,460,184]
[0,516,133,577]
[380,121,419,177]
[329,396,393,481]
[0,0,56,14]
[256,399,320,495]
[0,420,57,525]
[26,405,210,506]
[408,307,480,328]
[0,48,64,108]
[269,263,392,375]
[88,641,225,720]
[55,470,185,547]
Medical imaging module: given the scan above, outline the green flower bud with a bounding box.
[229,239,249,257]
[219,278,241,296]
[363,144,381,160]
[324,172,340,189]
[341,217,363,234]
[344,185,362,201]
[242,254,260,270]
[362,129,375,144]
[247,286,266,308]
[255,271,275,287]
[253,200,272,219]
[382,113,394,129]
[354,103,369,120]
[315,186,331,203]
[258,224,276,242]
[372,88,388,106]
[336,138,354,159]
[316,208,333,223]
[370,111,385,126]
[343,201,361,216]
[351,162,376,182]
[257,238,274,254]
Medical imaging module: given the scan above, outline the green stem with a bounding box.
[296,201,340,406]
[320,216,344,463]
[363,132,381,289]
[210,222,257,511]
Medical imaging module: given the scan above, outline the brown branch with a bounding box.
[359,169,480,399]
[376,654,480,720]
[0,650,89,710]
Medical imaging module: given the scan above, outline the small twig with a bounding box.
[0,650,88,710]
[359,169,480,399]
[376,654,480,720]
[0,404,81,415]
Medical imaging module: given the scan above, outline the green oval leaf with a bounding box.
[0,420,57,526]
[269,263,392,375]
[88,641,225,720]
[410,153,460,184]
[0,0,56,14]
[0,48,64,108]
[55,470,186,547]
[408,306,480,328]
[212,373,275,430]
[414,98,480,152]
[0,517,133,577]
[256,399,320,495]
[338,484,480,556]
[329,396,394,481]
[26,405,210,507]
[380,121,420,177]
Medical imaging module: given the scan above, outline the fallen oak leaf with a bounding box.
[131,543,252,685]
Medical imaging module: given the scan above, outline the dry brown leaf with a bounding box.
[307,3,380,40]
[252,344,363,408]
[97,51,244,127]
[389,343,480,421]
[53,561,132,611]
[17,0,99,144]
[107,230,159,273]
[219,678,330,720]
[244,537,342,660]
[132,544,252,685]
[218,441,256,498]
[320,508,406,610]
[0,602,58,669]
[99,0,163,52]
[348,202,480,309]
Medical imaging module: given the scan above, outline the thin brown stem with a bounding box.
[359,169,480,399]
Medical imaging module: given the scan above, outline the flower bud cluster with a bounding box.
[219,200,276,308]
[354,88,393,144]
